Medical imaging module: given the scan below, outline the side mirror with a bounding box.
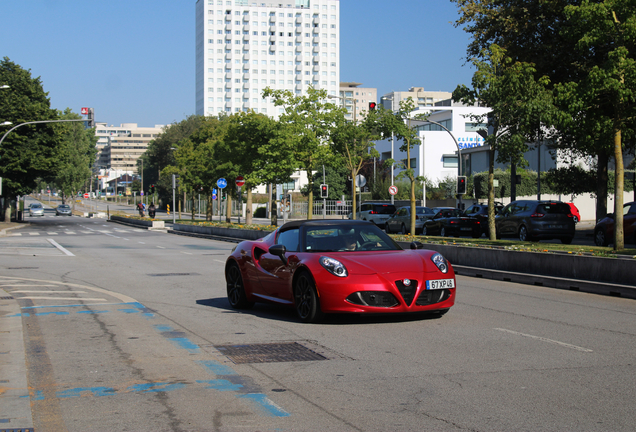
[269,244,288,265]
[410,241,425,250]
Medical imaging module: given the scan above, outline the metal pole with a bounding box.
[323,165,326,219]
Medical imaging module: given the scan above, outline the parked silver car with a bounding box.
[55,204,72,216]
[29,203,44,217]
[385,206,436,234]
[350,202,397,228]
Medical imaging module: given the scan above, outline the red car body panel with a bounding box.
[226,224,456,316]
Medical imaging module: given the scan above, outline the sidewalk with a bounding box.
[0,221,26,236]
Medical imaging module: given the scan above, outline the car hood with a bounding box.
[325,250,437,275]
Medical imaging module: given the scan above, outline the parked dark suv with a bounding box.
[463,203,504,237]
[495,200,576,243]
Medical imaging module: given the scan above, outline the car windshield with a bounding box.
[31,204,42,208]
[416,207,435,216]
[372,204,396,214]
[304,224,401,252]
[537,203,570,214]
[59,205,70,209]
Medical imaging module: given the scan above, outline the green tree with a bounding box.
[331,110,381,219]
[262,86,341,219]
[0,57,58,221]
[373,98,426,235]
[54,109,98,206]
[453,44,552,239]
[220,112,292,224]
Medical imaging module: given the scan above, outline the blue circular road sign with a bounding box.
[217,178,227,189]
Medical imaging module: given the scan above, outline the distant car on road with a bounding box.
[495,200,575,243]
[385,206,436,234]
[56,204,72,216]
[29,203,44,217]
[349,202,397,228]
[593,201,636,246]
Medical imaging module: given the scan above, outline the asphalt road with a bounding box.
[1,205,635,431]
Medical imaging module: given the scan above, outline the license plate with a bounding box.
[460,227,471,231]
[548,224,564,229]
[426,279,455,290]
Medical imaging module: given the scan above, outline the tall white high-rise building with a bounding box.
[195,0,340,118]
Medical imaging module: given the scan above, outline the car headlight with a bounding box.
[320,256,348,277]
[431,253,449,274]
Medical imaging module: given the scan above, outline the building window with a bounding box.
[442,156,458,168]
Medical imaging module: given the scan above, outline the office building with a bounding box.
[195,0,340,118]
[380,87,452,111]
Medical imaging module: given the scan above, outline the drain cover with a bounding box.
[0,296,14,300]
[214,342,327,364]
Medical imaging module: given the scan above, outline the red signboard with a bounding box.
[235,176,245,187]
[83,193,89,199]
[81,107,89,115]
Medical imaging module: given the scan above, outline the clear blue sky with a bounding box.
[1,0,475,127]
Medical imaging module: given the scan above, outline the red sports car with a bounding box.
[225,220,456,323]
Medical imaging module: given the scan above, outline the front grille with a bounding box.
[346,291,399,307]
[395,279,418,306]
[416,289,450,306]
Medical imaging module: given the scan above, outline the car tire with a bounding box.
[440,227,447,237]
[294,271,324,323]
[519,225,532,242]
[594,228,609,247]
[573,216,579,223]
[385,224,390,234]
[561,237,573,244]
[471,229,481,239]
[226,262,254,309]
[401,224,407,235]
[422,225,428,236]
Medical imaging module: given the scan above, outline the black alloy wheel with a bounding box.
[518,225,533,242]
[226,263,254,309]
[401,224,408,235]
[440,226,447,237]
[293,272,324,323]
[594,228,609,246]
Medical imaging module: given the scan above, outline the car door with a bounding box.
[426,210,445,235]
[497,203,519,236]
[624,203,636,243]
[256,227,299,302]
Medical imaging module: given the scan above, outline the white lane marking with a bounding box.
[12,290,87,293]
[494,328,593,352]
[65,231,76,235]
[0,285,58,288]
[29,232,40,236]
[138,242,146,244]
[104,233,121,238]
[47,232,58,235]
[181,252,192,255]
[156,246,165,249]
[47,239,75,256]
[16,296,107,301]
[213,259,225,264]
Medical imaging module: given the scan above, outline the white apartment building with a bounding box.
[337,82,377,121]
[195,0,341,118]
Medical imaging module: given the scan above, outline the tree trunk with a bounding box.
[614,128,624,250]
[246,188,253,225]
[225,194,232,224]
[596,151,609,221]
[206,193,212,221]
[488,146,497,240]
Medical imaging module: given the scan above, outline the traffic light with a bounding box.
[320,184,328,198]
[368,102,377,111]
[172,174,179,189]
[150,184,155,193]
[457,176,467,195]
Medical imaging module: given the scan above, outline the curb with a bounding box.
[0,288,34,429]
